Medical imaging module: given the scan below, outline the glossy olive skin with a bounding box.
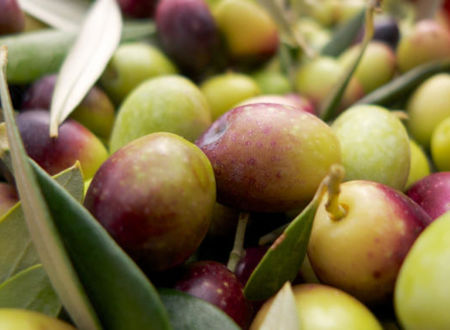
[196,103,341,212]
[84,132,216,272]
[308,180,431,304]
[0,0,25,35]
[16,110,108,180]
[156,0,220,76]
[406,172,450,221]
[174,261,252,328]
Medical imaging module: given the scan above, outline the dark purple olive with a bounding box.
[235,246,269,287]
[117,0,158,18]
[174,261,253,329]
[355,16,400,49]
[156,0,220,76]
[16,110,108,179]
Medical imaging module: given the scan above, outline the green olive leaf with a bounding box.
[18,0,91,31]
[321,9,365,57]
[159,289,240,330]
[0,162,84,284]
[49,0,122,137]
[0,204,39,284]
[30,160,171,330]
[319,3,376,121]
[355,59,450,107]
[0,264,61,316]
[243,187,323,301]
[244,164,344,301]
[0,47,102,329]
[257,282,300,330]
[0,22,153,84]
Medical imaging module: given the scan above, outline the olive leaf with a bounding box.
[0,21,155,84]
[257,282,299,330]
[0,46,102,329]
[356,59,450,107]
[0,161,84,284]
[49,0,122,137]
[159,289,240,330]
[319,2,376,121]
[244,168,333,301]
[321,9,365,57]
[18,0,91,31]
[0,264,61,316]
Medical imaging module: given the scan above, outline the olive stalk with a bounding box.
[227,212,250,273]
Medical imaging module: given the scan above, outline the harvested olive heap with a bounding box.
[0,0,449,329]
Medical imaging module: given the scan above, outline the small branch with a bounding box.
[227,212,250,273]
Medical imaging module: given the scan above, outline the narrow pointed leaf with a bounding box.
[321,9,365,57]
[319,5,375,121]
[0,21,153,84]
[18,0,91,31]
[0,47,101,330]
[159,289,240,330]
[258,282,300,330]
[0,264,61,316]
[0,204,39,283]
[0,162,84,284]
[243,191,322,301]
[31,161,171,330]
[356,59,450,106]
[49,0,122,137]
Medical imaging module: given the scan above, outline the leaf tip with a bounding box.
[49,122,59,139]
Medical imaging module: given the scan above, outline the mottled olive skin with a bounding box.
[16,110,108,180]
[406,172,450,221]
[110,75,212,153]
[238,94,316,116]
[84,133,216,271]
[156,0,219,76]
[174,261,252,328]
[21,75,115,141]
[308,180,431,304]
[0,0,25,35]
[196,103,341,212]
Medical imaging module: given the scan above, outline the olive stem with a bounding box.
[325,164,346,221]
[227,212,250,273]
